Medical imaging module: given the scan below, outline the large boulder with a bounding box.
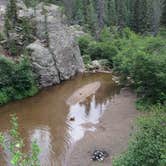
[27,41,60,88]
[26,3,84,87]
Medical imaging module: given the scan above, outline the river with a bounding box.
[0,73,130,166]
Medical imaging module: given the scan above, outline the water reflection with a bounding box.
[67,95,110,143]
[30,127,54,166]
[0,73,120,166]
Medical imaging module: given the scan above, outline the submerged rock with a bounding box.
[91,150,109,161]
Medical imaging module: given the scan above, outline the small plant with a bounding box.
[0,114,40,166]
[0,32,4,41]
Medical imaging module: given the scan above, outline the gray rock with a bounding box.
[27,3,84,87]
[91,60,102,69]
[27,41,60,88]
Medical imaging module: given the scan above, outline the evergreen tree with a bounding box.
[131,0,162,34]
[107,0,117,26]
[73,0,84,24]
[8,0,18,27]
[86,0,98,32]
[161,0,166,26]
[96,0,105,30]
[131,0,149,33]
[115,0,126,29]
[4,16,11,38]
[148,0,162,35]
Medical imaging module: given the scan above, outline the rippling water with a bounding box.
[0,73,120,166]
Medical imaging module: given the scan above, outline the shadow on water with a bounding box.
[0,73,120,166]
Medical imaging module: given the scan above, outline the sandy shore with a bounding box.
[66,88,139,166]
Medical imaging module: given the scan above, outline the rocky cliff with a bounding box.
[22,3,84,88]
[0,1,84,88]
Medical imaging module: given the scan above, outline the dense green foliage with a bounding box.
[61,0,165,35]
[113,106,166,166]
[19,0,166,35]
[113,30,166,104]
[161,0,166,26]
[77,2,166,164]
[78,28,166,104]
[0,56,38,105]
[78,27,166,166]
[78,27,118,65]
[0,1,39,105]
[0,114,40,166]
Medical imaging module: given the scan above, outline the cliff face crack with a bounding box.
[48,47,61,83]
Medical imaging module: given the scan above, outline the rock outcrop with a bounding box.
[24,3,84,87]
[27,41,60,87]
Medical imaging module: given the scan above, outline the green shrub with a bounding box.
[113,106,166,166]
[99,27,112,42]
[78,34,118,65]
[7,39,19,56]
[79,28,166,104]
[78,35,94,55]
[0,32,4,41]
[131,53,166,103]
[0,114,40,166]
[82,54,91,65]
[113,30,166,104]
[0,55,38,105]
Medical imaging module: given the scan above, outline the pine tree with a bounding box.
[107,0,117,26]
[73,0,84,24]
[148,0,162,35]
[130,0,148,33]
[8,0,18,27]
[96,0,105,30]
[86,0,97,28]
[115,0,126,30]
[161,0,166,26]
[4,16,11,38]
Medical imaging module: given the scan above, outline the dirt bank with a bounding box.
[66,87,139,166]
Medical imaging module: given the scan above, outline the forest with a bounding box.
[0,0,165,166]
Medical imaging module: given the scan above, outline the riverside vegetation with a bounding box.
[0,0,166,166]
[0,0,38,105]
[0,114,40,166]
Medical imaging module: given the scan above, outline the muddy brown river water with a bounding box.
[0,73,126,166]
